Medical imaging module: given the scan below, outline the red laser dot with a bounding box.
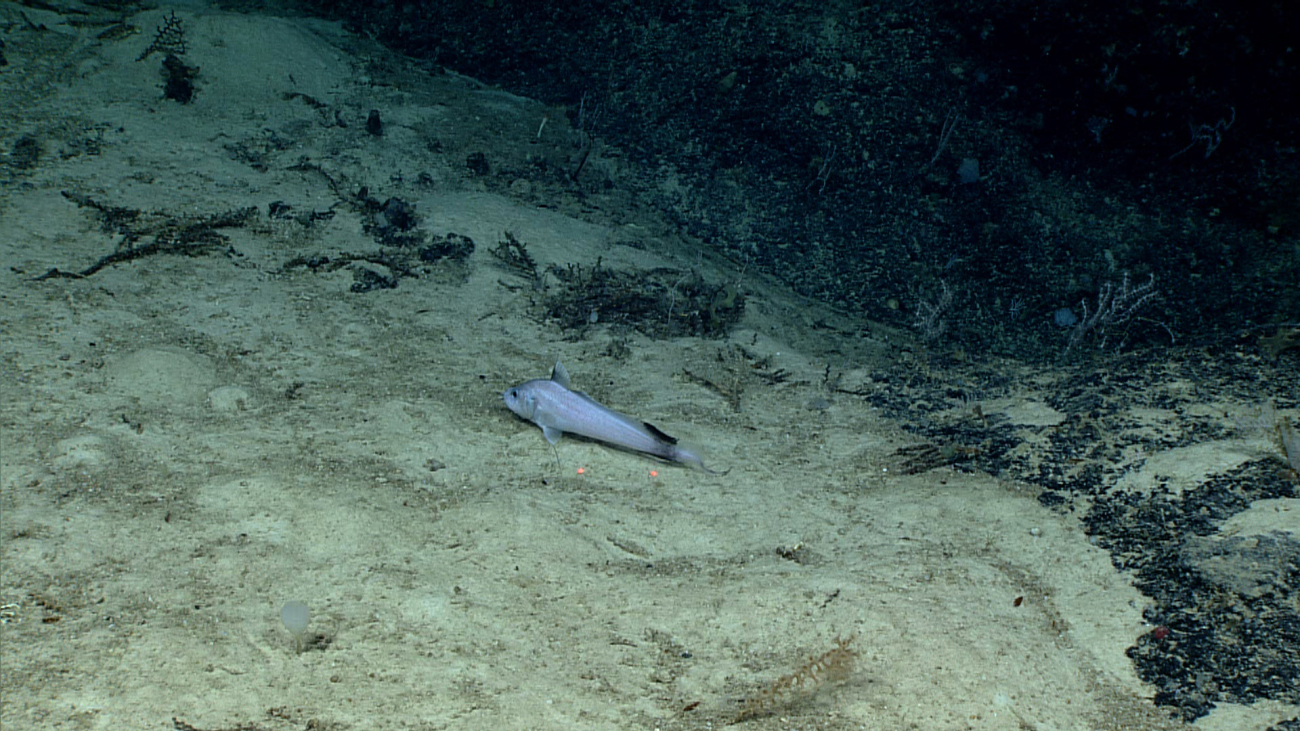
[576,467,585,475]
[649,470,659,478]
[1151,626,1169,641]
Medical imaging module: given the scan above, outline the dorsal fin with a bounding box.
[642,421,678,445]
[551,360,572,389]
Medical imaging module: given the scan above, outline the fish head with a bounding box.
[502,381,541,420]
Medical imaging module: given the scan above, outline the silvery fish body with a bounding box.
[503,361,718,472]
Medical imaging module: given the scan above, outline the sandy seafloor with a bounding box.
[2,4,1298,730]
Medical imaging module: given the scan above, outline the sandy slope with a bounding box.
[2,4,1294,730]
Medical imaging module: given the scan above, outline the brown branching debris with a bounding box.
[683,344,790,412]
[490,230,541,283]
[137,11,186,62]
[891,441,982,475]
[732,634,858,723]
[527,258,745,340]
[34,192,256,280]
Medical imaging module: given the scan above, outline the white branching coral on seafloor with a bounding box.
[1063,271,1157,356]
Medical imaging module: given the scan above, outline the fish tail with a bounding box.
[669,444,728,475]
